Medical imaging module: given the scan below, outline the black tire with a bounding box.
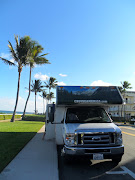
[63,156,72,164]
[112,156,122,164]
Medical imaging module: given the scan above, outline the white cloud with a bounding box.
[37,96,42,100]
[34,73,49,81]
[10,58,15,63]
[90,80,112,86]
[59,73,67,77]
[57,81,66,85]
[0,53,10,59]
[0,95,44,113]
[25,89,29,93]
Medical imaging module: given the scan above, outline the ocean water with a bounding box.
[0,110,33,114]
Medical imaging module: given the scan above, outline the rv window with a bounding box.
[49,107,51,113]
[66,107,111,123]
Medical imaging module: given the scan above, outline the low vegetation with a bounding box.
[0,114,21,121]
[0,121,44,172]
[22,114,45,122]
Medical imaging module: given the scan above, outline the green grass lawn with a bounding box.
[0,121,44,172]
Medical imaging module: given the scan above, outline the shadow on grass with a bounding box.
[0,132,36,173]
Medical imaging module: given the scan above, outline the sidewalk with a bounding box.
[0,125,59,180]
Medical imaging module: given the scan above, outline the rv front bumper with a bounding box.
[63,145,124,159]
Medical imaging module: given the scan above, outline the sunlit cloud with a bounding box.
[90,80,112,86]
[34,73,49,81]
[59,73,67,77]
[57,81,66,85]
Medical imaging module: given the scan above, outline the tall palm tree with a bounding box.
[31,79,43,114]
[120,81,132,118]
[44,77,57,102]
[44,77,57,94]
[40,90,47,114]
[22,42,50,118]
[0,35,31,122]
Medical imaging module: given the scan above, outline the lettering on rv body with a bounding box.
[74,100,108,103]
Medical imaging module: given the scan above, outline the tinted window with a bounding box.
[66,107,111,123]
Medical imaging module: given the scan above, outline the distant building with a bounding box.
[109,91,135,119]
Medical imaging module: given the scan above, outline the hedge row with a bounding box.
[22,114,45,122]
[0,115,22,121]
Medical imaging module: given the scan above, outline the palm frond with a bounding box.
[14,35,19,52]
[39,53,49,57]
[8,41,18,62]
[0,57,16,66]
[34,57,50,65]
[46,92,55,100]
[31,79,43,93]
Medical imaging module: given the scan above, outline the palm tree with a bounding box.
[40,90,47,114]
[120,81,132,94]
[44,77,57,102]
[46,92,55,103]
[22,42,50,118]
[120,81,132,118]
[44,77,57,94]
[31,79,43,114]
[0,35,31,122]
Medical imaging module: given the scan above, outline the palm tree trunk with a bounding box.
[45,98,46,113]
[49,87,51,103]
[11,70,21,122]
[43,97,44,114]
[35,91,37,114]
[22,67,32,119]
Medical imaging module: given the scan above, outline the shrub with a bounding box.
[22,114,45,122]
[0,115,21,121]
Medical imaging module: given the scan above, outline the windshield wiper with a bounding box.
[84,117,102,122]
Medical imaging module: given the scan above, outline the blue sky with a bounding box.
[1,0,135,113]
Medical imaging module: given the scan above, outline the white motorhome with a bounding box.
[45,86,124,163]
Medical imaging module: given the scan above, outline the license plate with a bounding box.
[93,154,104,160]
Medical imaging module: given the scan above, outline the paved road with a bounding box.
[58,125,135,180]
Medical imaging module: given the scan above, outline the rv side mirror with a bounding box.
[61,119,64,123]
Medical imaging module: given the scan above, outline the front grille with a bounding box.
[77,132,115,147]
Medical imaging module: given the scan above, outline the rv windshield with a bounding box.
[65,107,112,123]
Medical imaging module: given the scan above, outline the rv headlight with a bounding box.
[65,133,75,146]
[115,132,122,145]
